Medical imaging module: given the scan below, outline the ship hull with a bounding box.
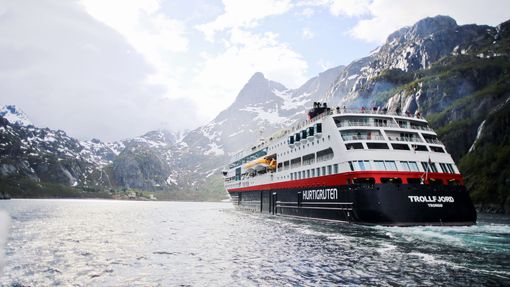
[228,183,477,226]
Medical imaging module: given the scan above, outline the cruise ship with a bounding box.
[223,103,477,226]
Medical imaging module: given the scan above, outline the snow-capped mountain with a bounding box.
[182,66,344,157]
[0,105,32,126]
[0,116,110,187]
[0,114,182,190]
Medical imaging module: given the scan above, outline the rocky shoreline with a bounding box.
[0,191,10,200]
[475,199,510,215]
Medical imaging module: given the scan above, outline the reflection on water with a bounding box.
[0,199,509,286]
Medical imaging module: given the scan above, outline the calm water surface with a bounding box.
[0,199,509,286]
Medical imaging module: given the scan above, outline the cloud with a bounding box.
[328,0,371,17]
[0,0,201,141]
[191,0,310,117]
[79,0,188,89]
[337,0,510,43]
[302,27,314,39]
[297,7,315,18]
[196,0,292,41]
[192,29,308,116]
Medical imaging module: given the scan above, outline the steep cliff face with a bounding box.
[325,16,501,109]
[112,144,171,190]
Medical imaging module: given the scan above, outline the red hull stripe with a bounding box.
[227,171,464,193]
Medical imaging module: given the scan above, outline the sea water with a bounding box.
[0,199,508,286]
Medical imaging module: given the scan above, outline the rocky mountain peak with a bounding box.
[0,105,32,126]
[233,72,287,108]
[410,15,458,38]
[248,72,266,83]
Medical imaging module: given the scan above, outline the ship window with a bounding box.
[328,165,332,175]
[348,161,354,171]
[429,178,443,185]
[398,120,408,128]
[385,161,398,170]
[308,126,314,137]
[317,167,321,176]
[345,143,364,150]
[302,153,315,165]
[333,164,339,174]
[431,146,445,153]
[439,163,448,173]
[412,145,428,151]
[400,161,410,171]
[374,118,388,127]
[446,164,455,173]
[307,170,310,178]
[421,161,437,172]
[374,160,386,170]
[409,162,419,171]
[392,143,410,150]
[407,178,422,184]
[289,136,295,145]
[311,169,315,177]
[317,148,334,162]
[290,173,293,180]
[381,177,402,184]
[316,123,322,133]
[283,161,290,170]
[356,160,371,171]
[367,143,389,149]
[301,129,308,139]
[353,177,375,184]
[322,166,326,175]
[291,157,301,168]
[295,133,301,141]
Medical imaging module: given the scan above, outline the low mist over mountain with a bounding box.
[1,16,509,209]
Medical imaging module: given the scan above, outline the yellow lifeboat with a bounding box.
[243,156,276,171]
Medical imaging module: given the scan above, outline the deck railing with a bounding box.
[388,137,423,143]
[342,135,386,141]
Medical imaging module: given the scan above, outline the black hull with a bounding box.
[229,183,477,226]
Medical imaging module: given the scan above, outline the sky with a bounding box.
[0,0,509,141]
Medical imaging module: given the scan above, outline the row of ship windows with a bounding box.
[277,148,335,171]
[275,160,456,181]
[288,164,339,181]
[346,142,445,153]
[348,160,456,173]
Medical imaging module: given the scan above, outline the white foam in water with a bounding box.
[376,243,397,254]
[0,210,10,275]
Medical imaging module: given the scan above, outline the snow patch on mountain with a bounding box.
[240,105,289,124]
[0,105,32,126]
[273,89,310,111]
[205,142,224,156]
